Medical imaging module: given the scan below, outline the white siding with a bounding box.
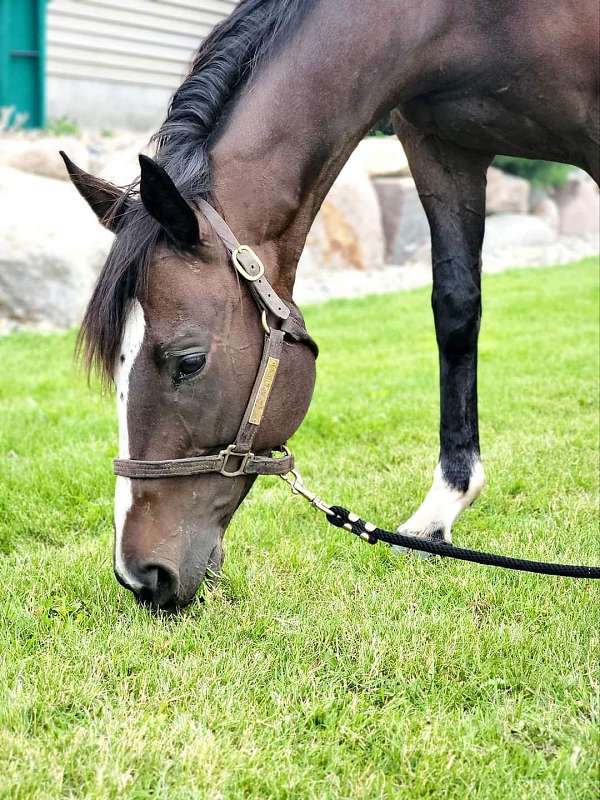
[46,0,238,128]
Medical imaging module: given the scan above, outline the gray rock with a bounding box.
[0,166,112,331]
[354,137,410,177]
[531,195,560,231]
[96,134,154,186]
[486,167,530,215]
[0,135,90,181]
[372,176,430,263]
[305,150,385,270]
[483,213,557,254]
[554,176,600,236]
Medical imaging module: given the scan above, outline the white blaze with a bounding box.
[113,299,146,589]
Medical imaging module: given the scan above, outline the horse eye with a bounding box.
[175,353,206,382]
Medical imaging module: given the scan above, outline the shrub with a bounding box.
[493,156,572,188]
[368,114,394,137]
[45,116,80,137]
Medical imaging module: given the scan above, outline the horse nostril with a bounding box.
[135,562,180,609]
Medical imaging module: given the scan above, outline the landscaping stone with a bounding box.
[354,136,410,177]
[531,194,560,231]
[372,176,430,263]
[0,135,90,181]
[483,213,557,253]
[486,166,530,215]
[0,132,596,329]
[295,234,599,304]
[96,134,153,186]
[304,150,385,270]
[554,175,600,236]
[0,166,112,332]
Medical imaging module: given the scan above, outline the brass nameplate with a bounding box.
[249,357,280,425]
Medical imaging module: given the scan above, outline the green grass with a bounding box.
[0,259,598,799]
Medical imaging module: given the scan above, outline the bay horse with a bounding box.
[63,0,599,609]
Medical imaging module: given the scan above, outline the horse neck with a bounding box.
[209,0,438,296]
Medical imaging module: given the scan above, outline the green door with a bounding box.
[0,0,47,128]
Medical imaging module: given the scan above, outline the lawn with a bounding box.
[0,259,598,799]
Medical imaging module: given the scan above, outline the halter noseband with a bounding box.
[113,198,317,481]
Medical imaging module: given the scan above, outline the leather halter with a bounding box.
[113,199,317,481]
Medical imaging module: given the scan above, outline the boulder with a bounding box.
[531,195,560,231]
[0,167,113,331]
[554,175,600,236]
[304,150,385,270]
[96,134,154,186]
[372,176,430,264]
[296,245,319,278]
[483,213,557,254]
[486,166,530,215]
[0,135,90,181]
[353,136,410,177]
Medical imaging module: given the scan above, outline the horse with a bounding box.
[62,0,600,609]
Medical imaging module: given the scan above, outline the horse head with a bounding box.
[64,153,316,609]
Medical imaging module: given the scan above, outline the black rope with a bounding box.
[326,506,600,579]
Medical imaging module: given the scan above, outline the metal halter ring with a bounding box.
[232,245,265,281]
[261,310,271,334]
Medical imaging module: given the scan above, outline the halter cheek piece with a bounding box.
[113,198,318,481]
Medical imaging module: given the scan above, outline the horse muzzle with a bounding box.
[115,530,225,610]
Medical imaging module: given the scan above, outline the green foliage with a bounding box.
[45,115,81,137]
[493,156,573,188]
[0,261,598,799]
[368,113,394,137]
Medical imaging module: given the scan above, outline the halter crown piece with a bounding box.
[113,199,317,481]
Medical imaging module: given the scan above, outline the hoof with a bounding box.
[392,527,446,560]
[392,545,435,560]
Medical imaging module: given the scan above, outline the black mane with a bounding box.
[79,0,316,382]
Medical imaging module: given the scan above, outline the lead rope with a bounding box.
[280,469,600,579]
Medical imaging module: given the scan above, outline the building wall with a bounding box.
[46,0,238,130]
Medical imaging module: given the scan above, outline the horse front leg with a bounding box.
[392,113,493,546]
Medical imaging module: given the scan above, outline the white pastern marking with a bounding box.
[113,299,146,590]
[398,461,485,542]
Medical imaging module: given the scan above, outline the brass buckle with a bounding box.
[232,245,265,282]
[219,444,253,477]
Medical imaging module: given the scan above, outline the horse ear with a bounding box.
[60,151,126,232]
[138,155,199,248]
